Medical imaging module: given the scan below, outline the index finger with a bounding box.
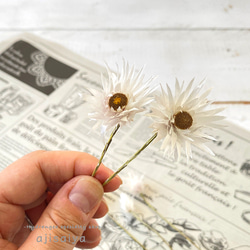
[0,150,122,206]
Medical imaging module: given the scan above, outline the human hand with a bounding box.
[0,151,122,249]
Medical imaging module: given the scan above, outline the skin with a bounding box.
[0,150,122,249]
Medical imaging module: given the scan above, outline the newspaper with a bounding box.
[0,33,249,250]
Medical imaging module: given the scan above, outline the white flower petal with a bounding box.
[86,61,156,133]
[166,84,175,107]
[149,79,224,161]
[175,78,181,97]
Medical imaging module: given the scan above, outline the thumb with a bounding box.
[21,176,104,250]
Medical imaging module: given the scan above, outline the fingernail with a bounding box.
[69,177,103,213]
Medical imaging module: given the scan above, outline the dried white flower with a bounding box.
[87,60,156,133]
[122,172,145,195]
[120,193,134,212]
[149,79,224,161]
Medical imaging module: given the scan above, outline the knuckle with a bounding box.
[47,208,84,236]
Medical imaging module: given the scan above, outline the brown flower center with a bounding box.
[109,93,128,111]
[174,111,193,130]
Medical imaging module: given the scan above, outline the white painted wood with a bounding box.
[0,0,249,29]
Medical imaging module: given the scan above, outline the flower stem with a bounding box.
[140,194,201,250]
[130,211,172,250]
[92,124,120,177]
[103,132,157,186]
[108,214,148,250]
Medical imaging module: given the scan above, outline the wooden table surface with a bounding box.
[0,0,249,130]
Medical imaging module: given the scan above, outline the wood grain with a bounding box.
[0,0,249,29]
